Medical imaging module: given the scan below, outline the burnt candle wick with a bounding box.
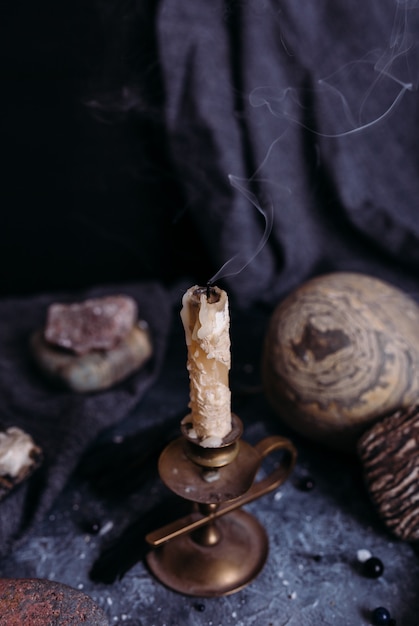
[192,284,220,304]
[206,283,220,304]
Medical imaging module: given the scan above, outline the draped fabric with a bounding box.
[3,1,419,306]
[0,283,171,556]
[155,0,419,306]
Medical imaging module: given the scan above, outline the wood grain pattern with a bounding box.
[262,273,419,449]
[358,404,419,541]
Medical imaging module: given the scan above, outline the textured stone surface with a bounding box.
[358,404,419,541]
[262,272,419,450]
[31,324,152,392]
[0,578,109,625]
[44,296,138,355]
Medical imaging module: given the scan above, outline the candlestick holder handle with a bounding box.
[146,435,295,547]
[146,432,297,596]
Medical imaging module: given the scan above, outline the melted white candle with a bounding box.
[180,285,232,446]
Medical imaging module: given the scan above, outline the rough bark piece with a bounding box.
[44,295,138,355]
[358,404,419,541]
[0,578,109,625]
[31,324,152,393]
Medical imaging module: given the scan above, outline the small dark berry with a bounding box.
[371,606,391,625]
[79,518,101,535]
[296,476,316,491]
[194,603,205,612]
[363,556,384,579]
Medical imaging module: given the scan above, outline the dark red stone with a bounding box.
[44,295,137,355]
[0,578,109,625]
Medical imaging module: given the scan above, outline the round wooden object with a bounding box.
[262,272,419,449]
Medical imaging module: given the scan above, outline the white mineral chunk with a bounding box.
[0,427,38,477]
[356,548,372,563]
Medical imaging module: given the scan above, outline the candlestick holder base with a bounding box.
[146,414,297,597]
[147,509,267,597]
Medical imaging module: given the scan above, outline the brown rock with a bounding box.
[0,578,109,625]
[44,295,138,355]
[358,404,419,541]
[31,324,153,393]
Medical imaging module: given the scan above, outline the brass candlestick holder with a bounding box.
[146,414,297,597]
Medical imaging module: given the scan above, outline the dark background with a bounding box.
[0,0,211,298]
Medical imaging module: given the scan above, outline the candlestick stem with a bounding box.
[192,503,220,547]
